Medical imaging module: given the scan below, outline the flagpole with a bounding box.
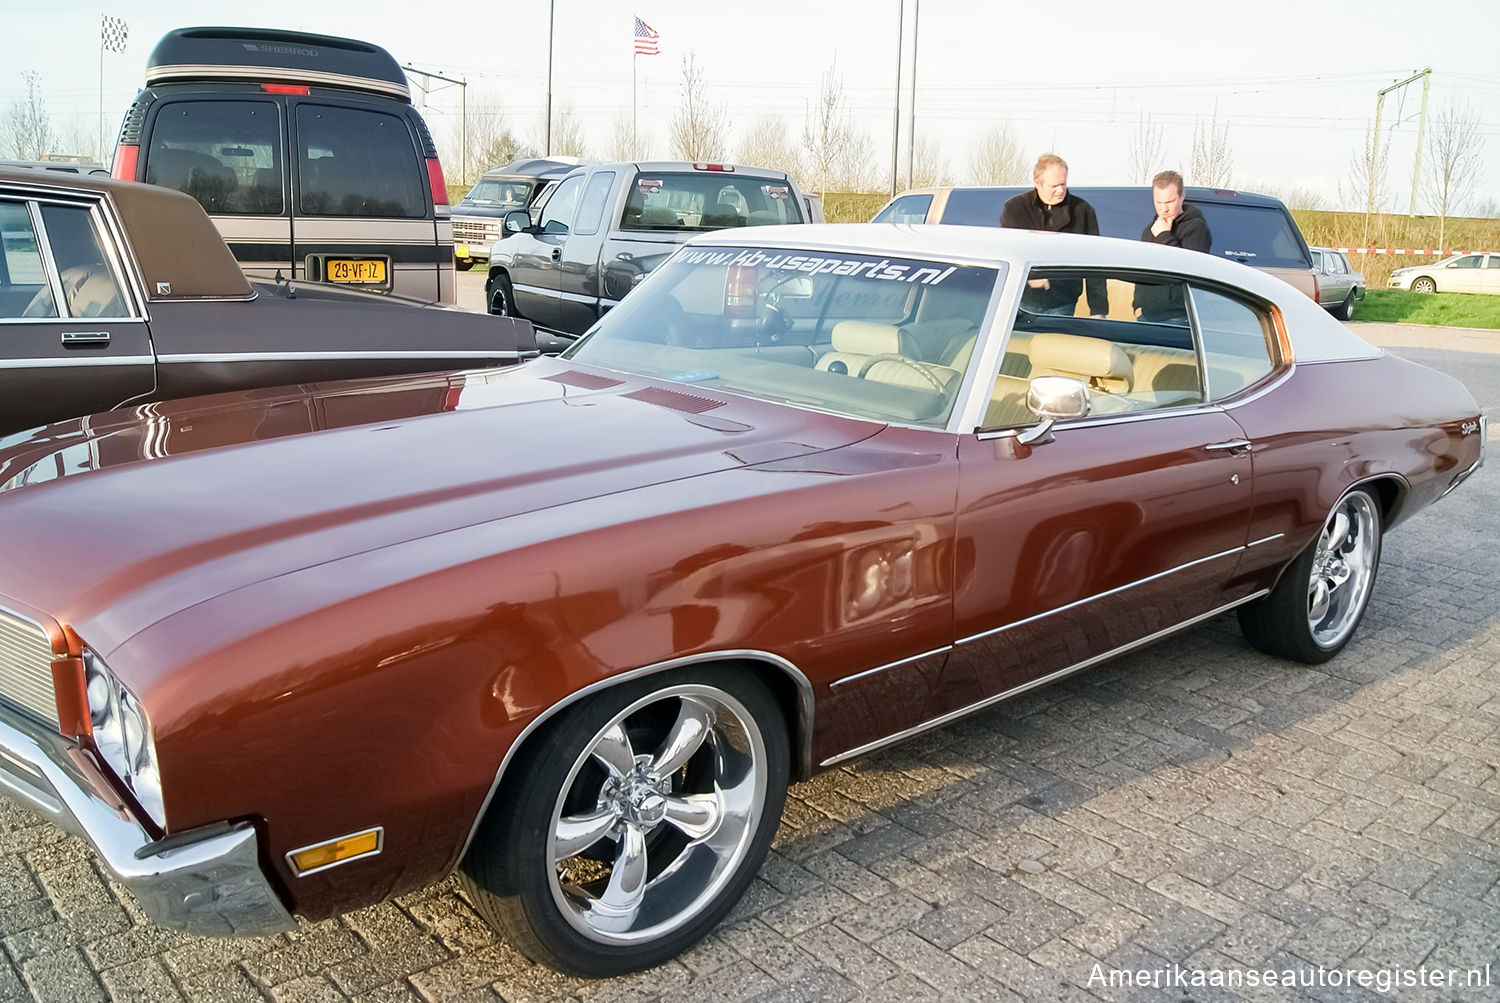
[99,29,105,161]
[632,51,637,157]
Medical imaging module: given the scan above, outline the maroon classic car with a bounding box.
[0,169,534,435]
[0,224,1484,976]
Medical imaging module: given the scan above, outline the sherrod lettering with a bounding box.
[0,223,1483,977]
[485,161,813,352]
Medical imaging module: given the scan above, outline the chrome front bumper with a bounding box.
[0,708,295,937]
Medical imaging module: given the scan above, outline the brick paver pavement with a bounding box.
[2,320,1496,1001]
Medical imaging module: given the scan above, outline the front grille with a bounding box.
[452,219,498,243]
[0,608,59,728]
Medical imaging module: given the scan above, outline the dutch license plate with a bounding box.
[456,244,470,259]
[327,258,387,284]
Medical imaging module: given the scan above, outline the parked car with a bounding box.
[486,161,812,352]
[453,157,586,271]
[875,185,1320,303]
[0,225,1483,977]
[0,168,534,434]
[112,27,456,304]
[1389,251,1500,294]
[0,159,110,176]
[1309,246,1365,319]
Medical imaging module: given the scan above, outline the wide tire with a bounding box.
[460,668,789,977]
[1239,489,1382,664]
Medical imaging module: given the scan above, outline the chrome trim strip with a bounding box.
[1247,533,1285,548]
[284,826,384,877]
[157,350,528,363]
[822,590,1271,767]
[1443,414,1486,498]
[955,545,1245,646]
[0,356,155,369]
[454,649,816,867]
[145,64,411,100]
[829,646,952,689]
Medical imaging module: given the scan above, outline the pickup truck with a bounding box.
[485,161,812,353]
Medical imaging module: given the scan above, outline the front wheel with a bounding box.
[488,274,520,317]
[1239,488,1382,663]
[454,258,475,272]
[1411,276,1437,293]
[460,668,789,977]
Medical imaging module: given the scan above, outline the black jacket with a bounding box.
[1134,204,1213,320]
[999,190,1109,316]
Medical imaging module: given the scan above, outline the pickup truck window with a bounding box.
[573,171,617,237]
[540,175,584,235]
[621,172,803,232]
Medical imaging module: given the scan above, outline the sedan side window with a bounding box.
[0,199,55,317]
[36,204,128,319]
[1189,286,1276,399]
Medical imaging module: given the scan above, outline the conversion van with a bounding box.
[113,27,454,304]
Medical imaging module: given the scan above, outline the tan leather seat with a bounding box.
[815,320,905,376]
[1030,333,1133,394]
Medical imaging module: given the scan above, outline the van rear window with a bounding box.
[296,105,425,219]
[621,173,803,232]
[144,100,284,216]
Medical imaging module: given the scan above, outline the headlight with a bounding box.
[83,651,165,827]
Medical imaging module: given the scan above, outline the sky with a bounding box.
[5,0,1500,215]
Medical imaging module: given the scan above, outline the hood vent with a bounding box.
[544,370,624,390]
[623,387,725,414]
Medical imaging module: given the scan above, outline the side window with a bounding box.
[538,175,584,235]
[1453,255,1481,269]
[146,100,283,215]
[1487,256,1500,269]
[872,193,934,224]
[571,171,617,237]
[296,105,425,218]
[1190,287,1276,400]
[37,204,128,319]
[0,199,54,317]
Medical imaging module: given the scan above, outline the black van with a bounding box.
[112,27,455,304]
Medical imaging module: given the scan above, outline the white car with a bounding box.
[1389,252,1500,294]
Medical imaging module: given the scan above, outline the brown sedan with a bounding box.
[0,224,1484,977]
[0,169,534,434]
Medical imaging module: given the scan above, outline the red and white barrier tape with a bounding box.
[1333,247,1492,256]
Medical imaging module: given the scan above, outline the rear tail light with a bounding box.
[725,264,757,319]
[111,144,138,180]
[426,158,448,205]
[1311,273,1320,304]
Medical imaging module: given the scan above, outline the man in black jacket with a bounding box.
[1000,154,1108,317]
[1134,170,1213,323]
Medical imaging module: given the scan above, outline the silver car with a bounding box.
[1309,247,1365,319]
[1389,252,1500,294]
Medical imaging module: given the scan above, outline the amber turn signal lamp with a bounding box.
[286,827,383,876]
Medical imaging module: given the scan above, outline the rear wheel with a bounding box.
[1239,488,1382,663]
[460,668,789,977]
[1411,276,1437,293]
[1338,292,1356,321]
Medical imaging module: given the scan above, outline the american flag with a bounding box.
[101,14,128,53]
[633,16,659,56]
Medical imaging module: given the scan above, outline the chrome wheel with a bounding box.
[1411,276,1436,293]
[548,685,765,943]
[1307,492,1379,649]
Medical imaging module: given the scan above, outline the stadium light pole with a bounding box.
[890,0,903,198]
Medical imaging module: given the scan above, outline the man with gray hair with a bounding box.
[1000,154,1108,316]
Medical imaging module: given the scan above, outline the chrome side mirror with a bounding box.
[1016,376,1090,445]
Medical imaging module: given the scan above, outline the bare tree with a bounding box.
[736,116,804,184]
[966,123,1028,185]
[606,111,651,161]
[549,105,588,159]
[52,114,103,163]
[1422,101,1484,253]
[1189,112,1233,188]
[669,50,728,162]
[1259,184,1326,211]
[801,62,856,196]
[835,128,879,192]
[460,97,531,181]
[1341,122,1391,247]
[1126,112,1167,184]
[908,133,951,188]
[4,70,54,160]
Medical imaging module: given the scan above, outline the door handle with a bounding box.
[61,331,111,346]
[551,247,562,262]
[1205,439,1252,454]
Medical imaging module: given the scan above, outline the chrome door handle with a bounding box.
[1205,439,1252,454]
[61,331,111,346]
[551,247,562,262]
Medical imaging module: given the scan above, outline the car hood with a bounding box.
[0,358,878,656]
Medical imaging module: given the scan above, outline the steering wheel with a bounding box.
[863,353,951,394]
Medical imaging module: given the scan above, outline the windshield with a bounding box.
[565,245,1002,427]
[462,179,531,207]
